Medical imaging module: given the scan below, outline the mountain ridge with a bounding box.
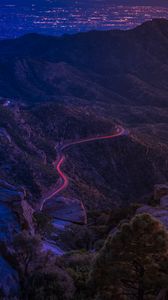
[0,19,168,206]
[1,19,168,107]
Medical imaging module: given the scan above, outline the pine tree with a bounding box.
[89,214,168,300]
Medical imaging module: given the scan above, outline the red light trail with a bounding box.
[40,125,126,210]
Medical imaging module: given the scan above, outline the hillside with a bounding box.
[1,19,168,299]
[0,19,168,209]
[0,19,168,107]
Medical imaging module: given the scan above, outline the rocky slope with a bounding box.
[0,99,168,212]
[0,19,168,299]
[137,184,168,229]
[0,19,168,232]
[1,19,168,107]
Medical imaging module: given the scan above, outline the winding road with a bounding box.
[40,126,126,211]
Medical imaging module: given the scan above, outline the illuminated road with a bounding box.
[40,126,126,210]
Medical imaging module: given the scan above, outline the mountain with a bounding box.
[0,18,168,106]
[1,19,168,299]
[0,19,168,210]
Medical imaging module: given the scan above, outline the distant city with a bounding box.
[0,1,168,38]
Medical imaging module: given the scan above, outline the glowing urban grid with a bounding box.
[0,1,168,38]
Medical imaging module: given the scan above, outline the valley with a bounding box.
[0,19,168,299]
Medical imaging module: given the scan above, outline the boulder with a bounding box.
[0,256,19,298]
[44,196,87,225]
[154,184,168,201]
[160,195,168,208]
[21,200,35,235]
[136,205,168,229]
[0,180,35,235]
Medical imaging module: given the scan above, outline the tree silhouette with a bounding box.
[89,214,168,300]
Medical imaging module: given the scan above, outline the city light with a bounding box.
[0,1,168,38]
